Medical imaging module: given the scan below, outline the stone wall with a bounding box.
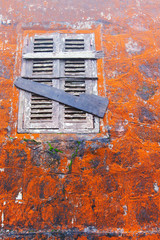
[0,0,160,239]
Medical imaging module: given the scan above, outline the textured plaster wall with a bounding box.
[0,0,160,239]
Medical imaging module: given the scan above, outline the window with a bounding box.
[18,33,100,133]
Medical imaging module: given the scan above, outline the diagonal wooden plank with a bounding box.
[15,78,109,118]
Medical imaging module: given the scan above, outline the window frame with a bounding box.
[17,33,100,134]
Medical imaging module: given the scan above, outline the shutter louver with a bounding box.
[65,60,85,77]
[32,60,53,75]
[64,79,86,96]
[34,38,54,52]
[65,39,85,51]
[30,80,53,121]
[64,79,87,122]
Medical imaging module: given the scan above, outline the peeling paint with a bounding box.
[106,13,112,20]
[125,38,143,54]
[153,182,159,193]
[72,21,94,29]
[123,205,128,216]
[15,188,23,203]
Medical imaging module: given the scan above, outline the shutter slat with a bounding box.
[65,60,84,63]
[31,96,52,100]
[34,44,53,47]
[34,38,53,41]
[31,105,52,108]
[33,80,52,84]
[65,83,85,87]
[34,49,53,52]
[33,68,53,71]
[31,114,52,118]
[65,41,84,44]
[33,72,53,75]
[65,73,85,76]
[65,64,85,67]
[34,38,53,53]
[65,89,85,93]
[65,68,85,72]
[65,46,84,49]
[33,63,53,67]
[65,86,85,90]
[33,60,53,63]
[31,109,53,113]
[31,100,52,104]
[65,115,86,119]
[64,110,84,114]
[65,39,84,42]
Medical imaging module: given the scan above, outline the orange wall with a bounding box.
[0,0,160,239]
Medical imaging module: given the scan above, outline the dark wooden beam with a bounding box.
[15,78,109,118]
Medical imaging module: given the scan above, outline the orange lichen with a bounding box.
[0,0,159,239]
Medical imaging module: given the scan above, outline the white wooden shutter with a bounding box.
[59,34,99,133]
[19,34,60,132]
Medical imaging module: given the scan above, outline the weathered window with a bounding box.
[17,33,100,133]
